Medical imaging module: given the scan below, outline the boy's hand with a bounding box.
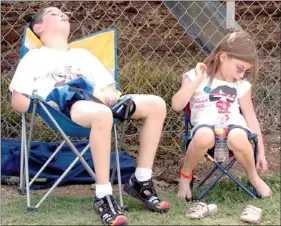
[103,86,121,107]
[47,101,60,110]
[195,62,207,82]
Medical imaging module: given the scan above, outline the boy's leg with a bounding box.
[70,100,128,226]
[178,126,215,200]
[129,94,166,169]
[227,127,272,198]
[71,100,113,185]
[123,94,170,212]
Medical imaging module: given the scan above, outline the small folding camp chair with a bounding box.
[18,26,133,211]
[183,104,260,200]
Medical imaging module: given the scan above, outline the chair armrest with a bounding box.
[30,95,44,102]
[248,132,258,141]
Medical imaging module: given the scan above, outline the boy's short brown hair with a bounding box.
[29,8,47,38]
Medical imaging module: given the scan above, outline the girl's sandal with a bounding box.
[186,202,218,219]
[240,205,262,224]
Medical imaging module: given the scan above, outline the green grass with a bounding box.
[1,175,280,225]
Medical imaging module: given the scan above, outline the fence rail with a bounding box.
[1,1,280,151]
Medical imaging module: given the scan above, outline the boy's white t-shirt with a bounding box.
[184,69,252,131]
[9,46,115,99]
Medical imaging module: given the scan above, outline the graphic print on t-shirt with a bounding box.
[47,65,83,87]
[209,85,237,120]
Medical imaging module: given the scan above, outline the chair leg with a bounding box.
[22,114,32,209]
[27,102,37,159]
[23,104,38,210]
[19,102,37,197]
[40,102,96,180]
[18,113,26,195]
[29,141,65,186]
[113,125,127,211]
[23,103,97,210]
[33,143,92,209]
[111,104,130,211]
[252,137,260,198]
[219,163,258,199]
[197,156,258,200]
[196,158,236,200]
[197,164,219,188]
[19,110,39,210]
[110,127,118,184]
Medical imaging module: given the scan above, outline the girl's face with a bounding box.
[218,53,253,83]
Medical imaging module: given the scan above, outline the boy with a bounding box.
[10,7,169,225]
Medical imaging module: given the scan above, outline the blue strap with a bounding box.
[29,77,136,121]
[68,86,136,121]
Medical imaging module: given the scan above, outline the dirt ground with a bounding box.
[1,1,280,195]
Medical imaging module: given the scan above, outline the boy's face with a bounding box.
[34,7,70,39]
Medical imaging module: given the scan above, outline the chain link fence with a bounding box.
[1,1,280,153]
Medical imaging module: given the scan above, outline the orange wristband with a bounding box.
[180,168,192,179]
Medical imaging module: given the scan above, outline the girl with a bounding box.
[172,30,272,200]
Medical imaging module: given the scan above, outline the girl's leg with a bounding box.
[227,128,272,198]
[178,126,215,200]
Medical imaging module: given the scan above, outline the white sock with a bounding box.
[95,183,113,199]
[135,168,152,182]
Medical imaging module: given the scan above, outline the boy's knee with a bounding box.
[149,95,167,115]
[131,94,166,119]
[90,105,113,124]
[70,101,113,128]
[95,105,113,118]
[227,128,249,150]
[192,127,215,149]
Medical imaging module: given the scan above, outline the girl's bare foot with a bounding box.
[177,177,192,201]
[249,176,272,198]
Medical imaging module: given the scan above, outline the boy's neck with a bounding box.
[42,36,69,51]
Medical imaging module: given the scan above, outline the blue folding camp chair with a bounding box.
[18,26,134,211]
[182,104,260,200]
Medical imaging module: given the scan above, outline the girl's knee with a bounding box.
[192,127,215,149]
[227,128,250,150]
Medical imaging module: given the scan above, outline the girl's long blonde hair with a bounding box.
[204,30,259,88]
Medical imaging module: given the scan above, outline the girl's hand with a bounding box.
[195,63,207,82]
[256,153,268,174]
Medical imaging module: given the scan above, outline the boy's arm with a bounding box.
[86,51,120,106]
[11,91,31,113]
[86,51,116,89]
[9,51,36,113]
[239,88,268,173]
[100,83,121,107]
